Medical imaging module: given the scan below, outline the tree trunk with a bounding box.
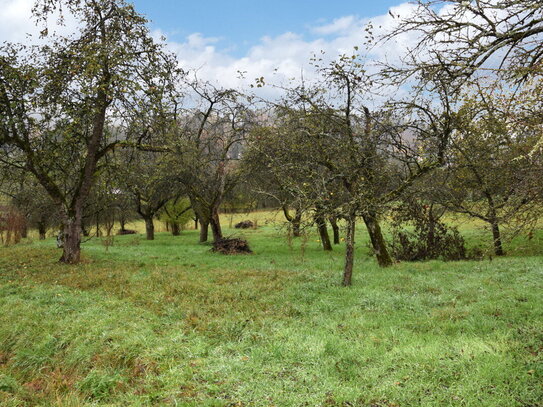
[21,220,28,239]
[283,205,302,237]
[199,220,209,242]
[120,215,126,232]
[95,213,101,237]
[210,209,223,242]
[363,211,393,267]
[171,222,180,236]
[38,222,47,240]
[194,217,199,230]
[329,216,340,244]
[315,212,332,251]
[60,211,82,264]
[490,219,505,256]
[292,209,302,237]
[144,217,155,240]
[342,214,356,286]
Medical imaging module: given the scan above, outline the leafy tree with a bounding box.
[159,197,194,236]
[115,148,178,240]
[247,52,447,285]
[389,173,467,261]
[0,0,177,262]
[243,125,309,238]
[0,166,59,239]
[171,81,252,243]
[441,83,542,255]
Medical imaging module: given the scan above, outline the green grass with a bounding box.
[0,215,542,406]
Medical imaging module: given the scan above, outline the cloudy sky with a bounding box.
[0,0,418,93]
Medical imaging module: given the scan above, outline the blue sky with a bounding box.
[132,0,405,57]
[0,0,417,94]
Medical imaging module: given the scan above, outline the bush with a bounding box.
[390,201,466,261]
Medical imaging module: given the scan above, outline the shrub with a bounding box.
[390,200,466,261]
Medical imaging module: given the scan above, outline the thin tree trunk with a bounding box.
[144,217,155,240]
[315,212,332,251]
[490,219,505,256]
[329,216,340,244]
[363,211,393,267]
[194,217,199,230]
[96,216,101,237]
[342,214,356,286]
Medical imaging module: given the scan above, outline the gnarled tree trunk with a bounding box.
[210,209,223,242]
[60,210,83,264]
[363,211,393,267]
[283,205,302,237]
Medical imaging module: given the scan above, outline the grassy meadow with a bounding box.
[0,211,542,406]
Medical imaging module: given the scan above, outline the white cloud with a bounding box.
[0,0,36,42]
[312,16,358,36]
[1,0,421,99]
[159,3,421,98]
[0,0,77,44]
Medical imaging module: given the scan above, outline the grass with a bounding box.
[0,213,542,406]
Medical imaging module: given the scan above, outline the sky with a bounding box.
[0,0,419,95]
[132,0,407,57]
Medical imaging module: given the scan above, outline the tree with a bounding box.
[11,178,59,240]
[247,52,447,285]
[441,82,542,255]
[242,125,309,238]
[115,148,177,240]
[383,0,543,84]
[172,80,251,243]
[159,197,194,236]
[0,0,177,263]
[0,166,54,240]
